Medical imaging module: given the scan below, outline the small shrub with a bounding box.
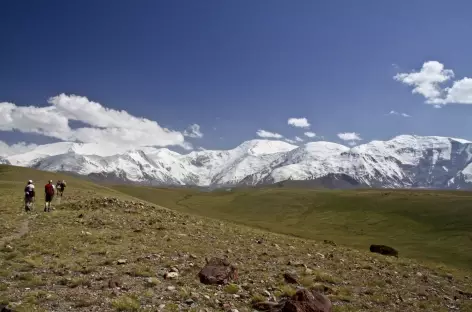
[131,265,153,277]
[299,276,314,287]
[68,278,91,288]
[224,283,239,294]
[20,276,46,287]
[251,293,266,303]
[74,298,94,308]
[165,303,179,312]
[279,284,297,297]
[111,295,140,311]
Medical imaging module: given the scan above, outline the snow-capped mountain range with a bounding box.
[2,135,472,189]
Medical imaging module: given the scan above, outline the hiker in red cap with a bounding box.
[44,180,55,212]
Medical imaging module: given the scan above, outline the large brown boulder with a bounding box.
[198,257,238,285]
[253,288,332,312]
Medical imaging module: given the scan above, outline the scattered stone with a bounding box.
[304,268,313,275]
[4,245,13,252]
[284,272,299,284]
[369,244,398,257]
[164,272,179,279]
[170,267,179,273]
[263,290,272,297]
[185,298,194,305]
[117,259,127,265]
[158,304,166,310]
[198,257,238,285]
[315,253,325,259]
[167,286,176,291]
[253,288,332,312]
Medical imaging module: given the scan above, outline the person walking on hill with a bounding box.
[59,180,66,197]
[24,180,35,212]
[44,180,55,212]
[56,180,62,196]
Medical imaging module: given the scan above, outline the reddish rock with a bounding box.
[198,257,238,285]
[253,288,332,312]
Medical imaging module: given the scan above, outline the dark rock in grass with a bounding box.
[283,272,299,284]
[369,244,398,257]
[323,240,336,246]
[198,257,238,285]
[253,288,332,312]
[1,304,14,312]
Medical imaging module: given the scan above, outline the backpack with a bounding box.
[45,184,55,196]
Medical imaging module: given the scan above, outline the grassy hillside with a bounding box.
[2,165,472,311]
[113,185,472,270]
[0,165,125,239]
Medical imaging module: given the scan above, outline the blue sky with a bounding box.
[1,0,472,153]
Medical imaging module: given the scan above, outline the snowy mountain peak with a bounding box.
[4,135,472,189]
[234,139,298,156]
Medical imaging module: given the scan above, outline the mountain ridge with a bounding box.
[3,134,472,189]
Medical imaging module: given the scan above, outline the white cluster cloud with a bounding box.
[337,132,362,146]
[0,94,199,150]
[0,141,38,157]
[287,117,310,128]
[394,61,472,105]
[388,110,411,117]
[184,124,203,138]
[256,129,283,139]
[255,117,315,143]
[337,132,362,141]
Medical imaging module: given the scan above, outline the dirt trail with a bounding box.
[0,218,29,246]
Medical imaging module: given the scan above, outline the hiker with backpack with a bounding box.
[59,180,66,196]
[56,180,62,196]
[24,180,35,212]
[44,180,55,212]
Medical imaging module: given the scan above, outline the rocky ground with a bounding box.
[1,195,472,312]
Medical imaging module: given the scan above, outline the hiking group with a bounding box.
[24,179,66,212]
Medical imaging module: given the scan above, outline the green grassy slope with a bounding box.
[2,165,472,311]
[113,185,472,269]
[0,164,127,238]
